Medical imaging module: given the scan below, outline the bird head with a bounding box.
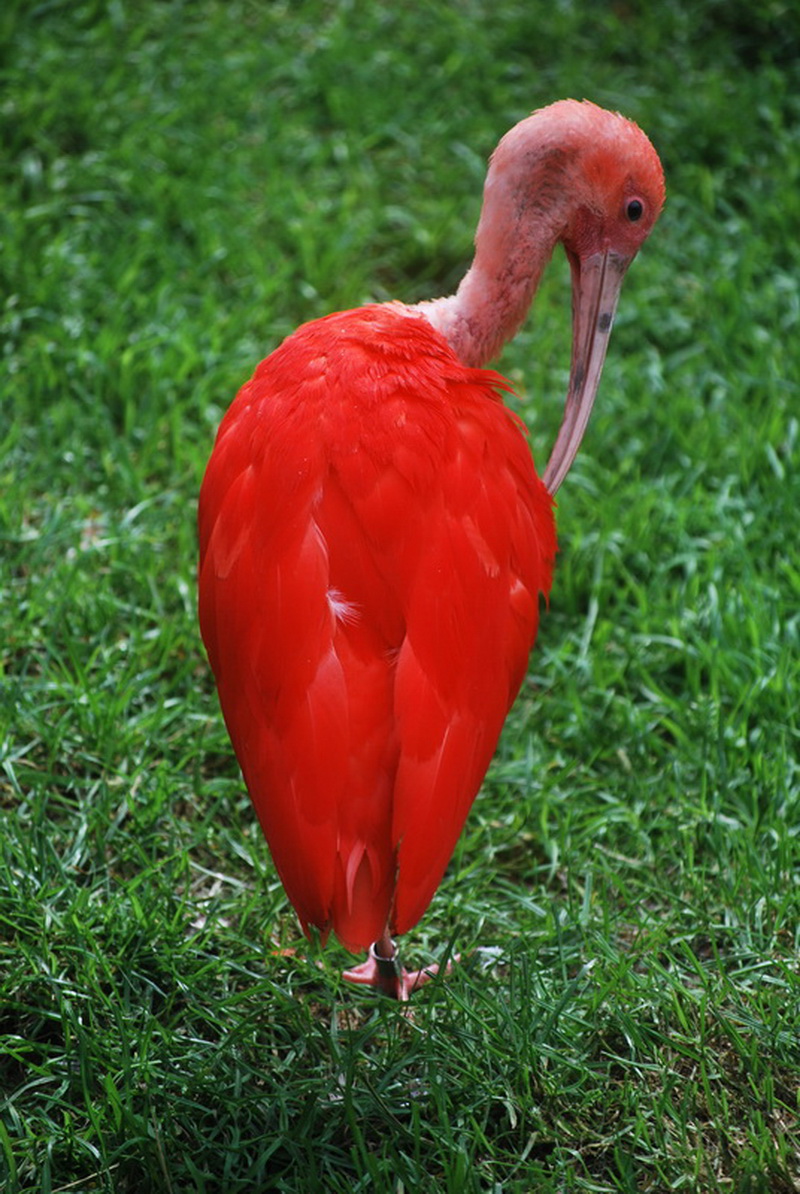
[532,100,665,493]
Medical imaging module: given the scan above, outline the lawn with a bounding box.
[2,1,799,1191]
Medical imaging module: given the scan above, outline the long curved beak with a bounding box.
[542,248,632,495]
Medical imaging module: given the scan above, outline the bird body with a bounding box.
[198,100,664,995]
[199,304,555,951]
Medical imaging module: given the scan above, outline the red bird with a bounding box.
[198,100,664,998]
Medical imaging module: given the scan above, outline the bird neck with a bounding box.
[414,174,566,368]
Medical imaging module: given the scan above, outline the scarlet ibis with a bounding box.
[198,100,664,998]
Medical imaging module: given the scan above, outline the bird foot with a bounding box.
[342,938,458,1001]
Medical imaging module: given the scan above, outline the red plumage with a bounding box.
[198,304,555,952]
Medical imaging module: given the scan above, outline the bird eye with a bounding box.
[626,198,644,222]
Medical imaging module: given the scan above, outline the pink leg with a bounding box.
[342,933,458,1001]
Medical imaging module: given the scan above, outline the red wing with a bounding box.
[198,306,555,951]
[387,396,555,933]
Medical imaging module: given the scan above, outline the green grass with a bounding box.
[2,1,800,1190]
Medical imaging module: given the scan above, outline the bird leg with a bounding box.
[341,933,455,1001]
